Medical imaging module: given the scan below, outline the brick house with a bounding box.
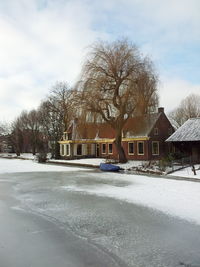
[59,107,174,161]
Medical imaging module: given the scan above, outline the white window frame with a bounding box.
[102,143,106,154]
[82,144,88,156]
[108,143,113,154]
[66,144,70,156]
[63,133,68,140]
[152,141,159,155]
[137,141,144,155]
[61,144,65,156]
[128,142,134,155]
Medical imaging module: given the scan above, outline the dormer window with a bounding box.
[154,127,158,135]
[63,133,68,140]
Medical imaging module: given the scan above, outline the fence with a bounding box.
[164,156,192,173]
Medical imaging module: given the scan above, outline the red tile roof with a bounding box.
[67,112,160,140]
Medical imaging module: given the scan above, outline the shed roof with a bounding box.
[166,118,200,142]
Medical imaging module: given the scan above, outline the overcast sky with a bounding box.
[0,0,199,122]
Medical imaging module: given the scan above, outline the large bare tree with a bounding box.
[78,39,158,163]
[169,93,200,127]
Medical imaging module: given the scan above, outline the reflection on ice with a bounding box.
[2,171,200,267]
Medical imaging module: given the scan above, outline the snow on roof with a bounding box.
[123,113,160,138]
[166,118,200,142]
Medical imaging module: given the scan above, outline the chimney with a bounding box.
[158,107,164,113]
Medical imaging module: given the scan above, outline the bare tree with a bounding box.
[38,82,76,158]
[78,39,158,163]
[21,110,41,155]
[10,115,24,156]
[10,110,42,155]
[169,93,200,127]
[0,122,10,136]
[136,59,159,115]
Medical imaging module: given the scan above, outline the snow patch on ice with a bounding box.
[62,172,200,225]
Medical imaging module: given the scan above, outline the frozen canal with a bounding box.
[0,167,200,267]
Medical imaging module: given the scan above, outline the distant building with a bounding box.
[59,107,174,161]
[166,118,200,163]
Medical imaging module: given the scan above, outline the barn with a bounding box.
[166,118,200,163]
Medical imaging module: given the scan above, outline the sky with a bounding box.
[0,0,199,122]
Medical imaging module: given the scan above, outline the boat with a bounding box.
[99,163,120,172]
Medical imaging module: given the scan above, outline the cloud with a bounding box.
[159,77,200,113]
[0,0,199,122]
[0,0,108,121]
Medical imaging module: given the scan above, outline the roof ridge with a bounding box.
[189,117,200,120]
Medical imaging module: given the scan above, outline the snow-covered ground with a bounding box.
[0,158,200,225]
[1,153,200,178]
[0,153,36,159]
[49,157,149,170]
[169,165,200,179]
[0,158,87,173]
[49,158,105,166]
[0,153,148,170]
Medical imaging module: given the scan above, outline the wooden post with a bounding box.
[192,165,196,175]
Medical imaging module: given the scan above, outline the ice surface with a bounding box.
[1,158,200,225]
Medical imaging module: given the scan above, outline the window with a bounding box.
[61,144,65,156]
[152,141,159,155]
[63,133,68,140]
[66,144,70,156]
[128,142,134,155]
[154,127,158,135]
[96,144,100,157]
[108,143,113,154]
[102,143,106,154]
[77,144,82,156]
[82,144,88,156]
[137,142,144,155]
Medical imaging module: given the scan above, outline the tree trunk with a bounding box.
[114,130,127,163]
[32,144,36,155]
[15,147,20,157]
[54,142,61,159]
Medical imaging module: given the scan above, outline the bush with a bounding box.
[159,154,175,171]
[36,152,47,163]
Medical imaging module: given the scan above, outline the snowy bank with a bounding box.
[169,165,200,179]
[0,158,89,173]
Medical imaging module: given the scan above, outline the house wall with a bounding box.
[97,113,174,161]
[60,143,96,159]
[148,112,174,160]
[98,141,149,160]
[172,141,200,163]
[59,110,174,161]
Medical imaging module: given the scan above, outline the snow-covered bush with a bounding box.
[36,152,47,163]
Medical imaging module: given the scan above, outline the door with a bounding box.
[96,144,100,157]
